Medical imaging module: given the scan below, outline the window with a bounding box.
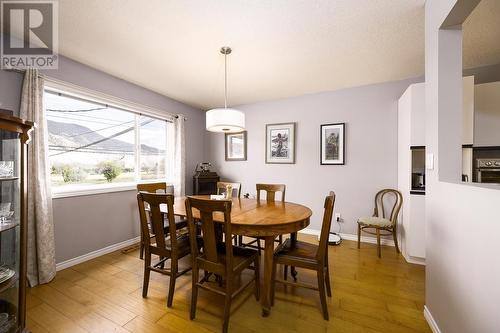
[44,89,174,194]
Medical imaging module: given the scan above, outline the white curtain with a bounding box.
[20,69,56,286]
[173,115,186,197]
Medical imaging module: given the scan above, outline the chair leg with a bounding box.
[271,260,276,306]
[283,265,288,281]
[254,257,260,301]
[222,284,232,333]
[393,229,400,254]
[238,235,243,246]
[139,240,144,260]
[167,260,177,307]
[190,267,198,320]
[357,224,361,249]
[257,238,262,256]
[324,257,332,297]
[233,236,238,246]
[142,251,151,298]
[317,267,329,320]
[376,229,381,258]
[291,267,298,282]
[278,235,283,244]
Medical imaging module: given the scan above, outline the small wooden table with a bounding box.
[168,196,312,317]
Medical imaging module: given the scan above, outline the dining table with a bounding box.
[167,195,312,317]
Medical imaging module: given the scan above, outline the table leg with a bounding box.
[261,236,275,317]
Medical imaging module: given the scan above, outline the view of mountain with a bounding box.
[47,120,162,154]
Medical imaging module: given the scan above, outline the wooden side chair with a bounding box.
[217,182,242,246]
[216,181,242,198]
[239,184,286,254]
[136,182,187,259]
[185,197,260,333]
[357,189,403,258]
[271,192,335,320]
[137,192,195,307]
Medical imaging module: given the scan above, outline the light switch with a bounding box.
[426,153,434,170]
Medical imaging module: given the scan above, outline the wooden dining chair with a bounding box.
[185,197,260,333]
[216,181,242,198]
[271,191,335,320]
[137,192,196,307]
[357,189,403,258]
[239,184,286,254]
[217,182,242,246]
[136,182,187,259]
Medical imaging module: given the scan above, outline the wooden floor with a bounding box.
[26,235,430,333]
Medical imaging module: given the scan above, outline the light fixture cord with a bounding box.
[224,51,228,109]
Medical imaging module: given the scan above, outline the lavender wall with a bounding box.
[207,77,421,237]
[0,57,205,264]
[0,70,23,112]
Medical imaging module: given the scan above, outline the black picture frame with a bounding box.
[320,123,345,165]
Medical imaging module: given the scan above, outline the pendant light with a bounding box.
[206,46,245,133]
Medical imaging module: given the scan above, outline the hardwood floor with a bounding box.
[26,235,430,332]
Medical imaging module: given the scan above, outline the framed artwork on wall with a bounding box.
[225,131,247,161]
[265,122,296,164]
[320,123,345,165]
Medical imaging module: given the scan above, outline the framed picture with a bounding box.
[225,131,247,161]
[265,122,296,164]
[320,123,345,165]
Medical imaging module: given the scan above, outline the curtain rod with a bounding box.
[5,69,188,121]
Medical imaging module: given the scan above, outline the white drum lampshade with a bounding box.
[206,46,245,133]
[206,108,245,133]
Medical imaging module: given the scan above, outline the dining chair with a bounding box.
[357,189,403,258]
[217,182,242,246]
[136,182,187,259]
[239,184,286,255]
[216,181,242,198]
[137,192,196,307]
[185,197,260,333]
[271,191,335,320]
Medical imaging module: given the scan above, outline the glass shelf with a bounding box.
[0,113,34,332]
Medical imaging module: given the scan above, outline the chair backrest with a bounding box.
[137,192,178,252]
[256,183,286,202]
[185,197,233,274]
[317,192,336,261]
[137,182,173,194]
[216,181,242,198]
[373,189,403,226]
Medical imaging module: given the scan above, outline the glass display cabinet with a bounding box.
[0,112,34,333]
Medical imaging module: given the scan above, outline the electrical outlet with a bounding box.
[334,213,342,222]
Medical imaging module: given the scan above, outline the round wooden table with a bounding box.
[170,196,312,316]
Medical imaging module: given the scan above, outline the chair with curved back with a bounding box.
[137,192,195,307]
[271,191,335,320]
[357,189,403,258]
[136,182,187,259]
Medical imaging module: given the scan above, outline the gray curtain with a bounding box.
[19,69,56,286]
[173,115,185,197]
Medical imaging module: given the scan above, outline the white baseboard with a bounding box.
[424,305,441,333]
[56,236,141,271]
[299,228,395,247]
[403,252,426,265]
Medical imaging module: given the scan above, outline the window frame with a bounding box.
[44,77,176,199]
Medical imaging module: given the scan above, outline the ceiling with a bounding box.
[53,0,498,109]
